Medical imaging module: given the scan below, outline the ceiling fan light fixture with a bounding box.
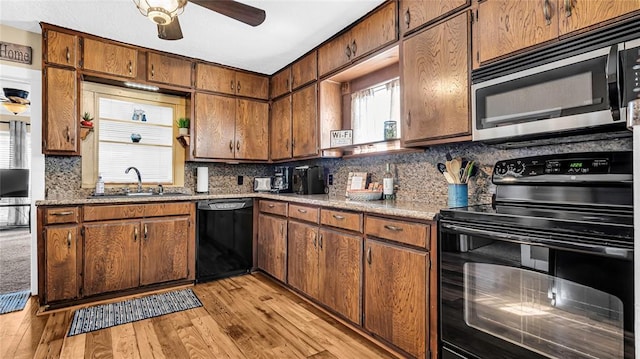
[2,102,28,115]
[133,0,187,25]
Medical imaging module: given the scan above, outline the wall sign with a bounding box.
[0,42,32,65]
[330,129,353,147]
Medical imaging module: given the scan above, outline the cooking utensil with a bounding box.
[437,163,447,174]
[445,161,457,183]
[461,161,475,183]
[443,172,456,184]
[450,157,462,183]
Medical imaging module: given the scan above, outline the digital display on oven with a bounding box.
[544,158,609,174]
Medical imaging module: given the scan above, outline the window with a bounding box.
[351,78,400,144]
[97,97,174,183]
[81,82,186,188]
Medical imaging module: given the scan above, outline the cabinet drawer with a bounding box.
[321,209,362,233]
[44,207,80,224]
[289,204,319,224]
[143,202,192,217]
[365,216,429,249]
[259,200,288,216]
[83,204,145,221]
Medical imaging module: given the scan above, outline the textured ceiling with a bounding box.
[0,0,386,75]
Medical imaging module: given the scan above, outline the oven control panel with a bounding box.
[492,151,632,184]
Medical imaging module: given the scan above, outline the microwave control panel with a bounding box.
[492,152,631,184]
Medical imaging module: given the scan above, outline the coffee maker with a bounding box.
[293,165,326,195]
[272,166,293,193]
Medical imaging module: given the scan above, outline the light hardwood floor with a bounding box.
[0,273,397,358]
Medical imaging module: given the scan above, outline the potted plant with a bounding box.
[81,112,94,127]
[177,117,189,136]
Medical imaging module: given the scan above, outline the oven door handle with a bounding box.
[440,222,632,259]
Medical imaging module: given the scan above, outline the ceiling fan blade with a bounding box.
[157,17,183,40]
[190,0,266,27]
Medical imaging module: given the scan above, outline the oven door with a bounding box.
[439,220,634,359]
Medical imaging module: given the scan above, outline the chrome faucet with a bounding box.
[125,166,143,193]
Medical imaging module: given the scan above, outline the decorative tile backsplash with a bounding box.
[45,133,632,206]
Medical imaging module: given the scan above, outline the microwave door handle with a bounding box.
[481,107,562,127]
[606,44,621,120]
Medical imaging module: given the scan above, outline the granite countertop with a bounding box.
[36,192,443,221]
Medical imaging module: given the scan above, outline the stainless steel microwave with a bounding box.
[472,38,640,142]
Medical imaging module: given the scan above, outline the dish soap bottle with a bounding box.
[383,163,394,200]
[95,173,105,196]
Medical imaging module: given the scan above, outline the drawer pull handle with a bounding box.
[134,227,138,242]
[65,47,70,62]
[384,225,403,232]
[564,0,572,17]
[151,64,155,77]
[128,60,133,74]
[229,140,233,152]
[144,224,148,241]
[230,80,235,91]
[367,247,372,264]
[313,233,317,248]
[543,0,551,25]
[51,211,74,216]
[237,81,241,92]
[351,40,357,57]
[345,44,352,59]
[319,234,323,249]
[332,214,345,220]
[297,208,307,213]
[236,140,240,151]
[67,230,72,248]
[66,126,71,142]
[268,204,275,208]
[404,9,410,28]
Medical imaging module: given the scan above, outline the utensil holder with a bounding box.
[448,184,468,208]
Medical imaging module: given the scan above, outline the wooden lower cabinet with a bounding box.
[364,238,428,358]
[44,225,79,302]
[140,217,190,285]
[318,228,362,325]
[257,213,287,282]
[287,220,319,298]
[83,220,141,296]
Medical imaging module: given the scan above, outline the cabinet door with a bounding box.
[270,95,292,161]
[318,31,352,76]
[195,63,235,94]
[236,72,269,100]
[83,221,140,296]
[193,92,236,159]
[147,52,193,88]
[270,67,291,99]
[400,0,470,35]
[140,217,189,286]
[318,228,362,325]
[44,226,78,302]
[292,84,318,158]
[558,0,640,36]
[287,221,319,299]
[402,12,470,145]
[82,38,137,78]
[364,239,427,358]
[291,51,317,90]
[235,99,269,160]
[45,30,77,67]
[350,1,398,59]
[477,0,558,64]
[257,214,287,282]
[44,67,78,154]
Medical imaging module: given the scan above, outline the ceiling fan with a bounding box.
[133,0,266,41]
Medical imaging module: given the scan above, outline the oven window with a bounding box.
[463,262,624,359]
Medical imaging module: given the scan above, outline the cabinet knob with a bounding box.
[128,60,133,75]
[237,81,241,92]
[351,40,357,57]
[134,227,138,242]
[65,126,70,142]
[319,234,323,249]
[151,64,155,78]
[543,0,551,25]
[367,247,372,264]
[230,80,235,91]
[144,224,148,241]
[564,0,572,17]
[65,47,70,63]
[67,230,72,248]
[404,9,411,28]
[229,140,234,152]
[313,233,317,248]
[285,139,289,151]
[236,140,240,151]
[345,45,352,59]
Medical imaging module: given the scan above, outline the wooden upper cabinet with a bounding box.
[270,95,292,161]
[82,38,137,78]
[318,2,397,77]
[236,72,269,100]
[399,0,470,35]
[402,11,470,145]
[146,52,193,88]
[196,63,268,99]
[291,51,318,90]
[364,239,428,358]
[196,63,236,95]
[193,92,236,159]
[270,67,291,99]
[44,30,77,67]
[350,1,397,60]
[44,225,79,302]
[235,99,269,160]
[292,84,318,158]
[44,67,78,155]
[558,0,640,36]
[477,0,559,64]
[140,217,189,286]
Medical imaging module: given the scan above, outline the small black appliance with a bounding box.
[293,165,325,195]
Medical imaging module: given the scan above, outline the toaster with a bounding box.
[253,177,272,192]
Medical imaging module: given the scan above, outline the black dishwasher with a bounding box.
[196,199,253,283]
